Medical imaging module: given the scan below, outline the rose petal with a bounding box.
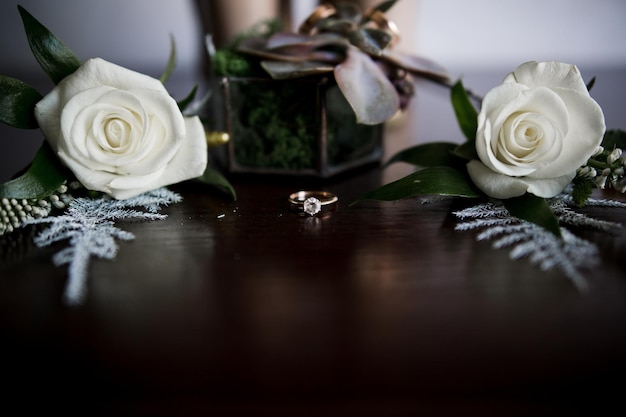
[503,61,589,95]
[528,87,605,179]
[472,60,605,200]
[467,160,574,199]
[467,160,529,198]
[497,110,563,169]
[58,58,166,100]
[35,58,207,199]
[477,84,570,177]
[36,59,171,163]
[61,88,147,169]
[116,88,185,175]
[525,172,576,198]
[58,87,185,177]
[107,116,207,199]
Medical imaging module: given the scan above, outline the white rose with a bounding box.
[467,61,605,199]
[34,58,207,199]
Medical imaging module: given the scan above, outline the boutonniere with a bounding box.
[353,61,626,290]
[0,6,234,304]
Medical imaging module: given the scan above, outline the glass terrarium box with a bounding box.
[219,75,383,177]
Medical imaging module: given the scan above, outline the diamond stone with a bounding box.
[303,197,322,216]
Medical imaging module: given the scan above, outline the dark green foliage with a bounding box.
[451,79,478,143]
[229,80,317,170]
[385,142,463,169]
[601,129,626,149]
[0,74,42,129]
[196,165,237,200]
[503,193,562,237]
[213,50,257,77]
[226,77,381,171]
[571,175,594,207]
[351,165,480,205]
[0,142,70,199]
[18,5,81,85]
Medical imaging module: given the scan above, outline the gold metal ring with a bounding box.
[298,3,337,35]
[288,191,338,216]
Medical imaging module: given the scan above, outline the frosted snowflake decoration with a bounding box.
[25,188,182,305]
[453,195,625,292]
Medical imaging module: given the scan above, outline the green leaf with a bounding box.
[586,76,596,92]
[18,5,81,85]
[159,34,177,84]
[351,166,480,206]
[601,129,626,149]
[196,165,236,200]
[571,175,594,207]
[182,89,213,118]
[385,142,462,168]
[0,74,43,129]
[502,193,562,237]
[451,79,478,143]
[177,84,198,113]
[0,142,69,199]
[452,140,479,161]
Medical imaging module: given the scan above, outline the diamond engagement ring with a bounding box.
[288,191,338,216]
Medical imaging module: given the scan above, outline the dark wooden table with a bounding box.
[2,71,626,416]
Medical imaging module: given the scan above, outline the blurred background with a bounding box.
[1,0,625,181]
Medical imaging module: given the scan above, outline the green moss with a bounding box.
[213,18,283,78]
[213,50,254,77]
[229,80,316,170]
[226,78,382,172]
[213,18,382,173]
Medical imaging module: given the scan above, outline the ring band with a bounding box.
[288,191,338,216]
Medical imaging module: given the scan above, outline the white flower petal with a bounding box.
[467,160,575,199]
[34,58,208,199]
[503,61,589,95]
[57,58,166,99]
[473,61,605,199]
[477,84,569,177]
[528,87,605,178]
[467,160,529,199]
[525,172,576,197]
[107,116,207,199]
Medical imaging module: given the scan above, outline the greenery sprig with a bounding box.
[572,130,626,205]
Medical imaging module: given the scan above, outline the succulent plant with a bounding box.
[213,0,449,125]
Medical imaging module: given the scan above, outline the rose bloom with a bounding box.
[467,61,605,199]
[35,58,207,199]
